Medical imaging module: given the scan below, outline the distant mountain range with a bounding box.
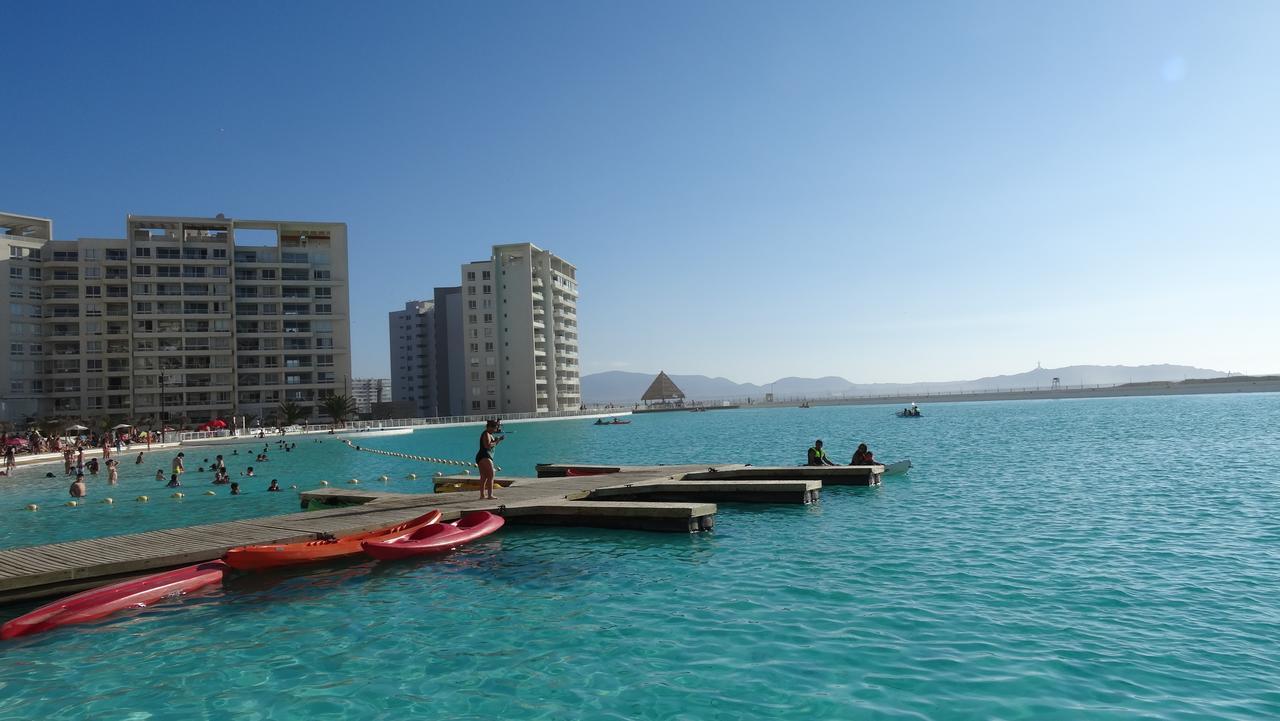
[581,365,1228,403]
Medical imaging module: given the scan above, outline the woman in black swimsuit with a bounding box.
[476,419,503,500]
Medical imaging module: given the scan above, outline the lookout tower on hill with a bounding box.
[642,371,686,407]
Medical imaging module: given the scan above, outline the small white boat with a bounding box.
[882,459,912,475]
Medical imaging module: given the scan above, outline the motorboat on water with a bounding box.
[897,403,922,418]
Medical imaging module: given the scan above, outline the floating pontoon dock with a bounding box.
[0,462,882,604]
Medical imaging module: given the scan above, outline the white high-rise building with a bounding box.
[388,299,438,417]
[0,210,352,425]
[460,243,579,415]
[350,378,391,414]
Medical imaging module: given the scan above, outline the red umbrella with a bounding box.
[209,419,227,429]
[5,438,29,447]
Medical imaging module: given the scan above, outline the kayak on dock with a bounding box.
[1,561,228,640]
[362,511,505,561]
[225,510,442,570]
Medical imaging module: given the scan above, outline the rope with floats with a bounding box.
[338,438,500,473]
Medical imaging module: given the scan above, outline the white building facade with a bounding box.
[389,300,437,417]
[350,378,391,414]
[0,211,352,425]
[460,243,579,415]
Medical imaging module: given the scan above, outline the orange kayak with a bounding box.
[225,510,441,571]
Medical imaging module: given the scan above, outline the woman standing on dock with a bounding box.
[476,419,504,500]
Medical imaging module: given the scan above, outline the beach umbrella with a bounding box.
[112,423,133,430]
[209,419,227,429]
[66,424,88,432]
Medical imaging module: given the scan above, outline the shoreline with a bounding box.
[687,377,1280,410]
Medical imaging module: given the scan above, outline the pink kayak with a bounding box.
[362,511,505,561]
[1,561,228,640]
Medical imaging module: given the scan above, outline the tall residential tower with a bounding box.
[460,243,579,414]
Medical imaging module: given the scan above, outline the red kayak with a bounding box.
[225,510,442,571]
[1,561,228,640]
[362,511,505,561]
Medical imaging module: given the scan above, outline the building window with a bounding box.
[468,300,476,310]
[8,268,20,279]
[467,286,476,296]
[85,286,102,297]
[471,401,481,410]
[482,271,490,280]
[482,285,491,294]
[85,267,101,279]
[485,371,495,381]
[487,400,496,409]
[484,342,494,352]
[483,314,492,323]
[466,271,476,281]
[469,343,479,352]
[9,343,22,355]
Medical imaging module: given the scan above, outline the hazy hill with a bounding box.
[581,365,1227,403]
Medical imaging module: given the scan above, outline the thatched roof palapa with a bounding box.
[642,371,685,403]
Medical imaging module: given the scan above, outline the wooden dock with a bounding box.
[0,462,883,604]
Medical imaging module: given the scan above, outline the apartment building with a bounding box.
[432,286,465,417]
[460,243,580,414]
[350,377,391,414]
[1,213,54,422]
[0,211,352,425]
[389,300,438,417]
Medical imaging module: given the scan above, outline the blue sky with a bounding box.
[2,1,1277,383]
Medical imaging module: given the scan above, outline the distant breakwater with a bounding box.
[712,376,1280,410]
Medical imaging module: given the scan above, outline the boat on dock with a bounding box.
[1,561,228,640]
[225,510,442,570]
[362,511,505,560]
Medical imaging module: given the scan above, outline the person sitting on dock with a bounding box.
[807,439,836,466]
[851,443,875,465]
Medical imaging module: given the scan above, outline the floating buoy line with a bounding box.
[338,438,500,473]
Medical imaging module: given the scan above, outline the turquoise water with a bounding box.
[2,394,1279,720]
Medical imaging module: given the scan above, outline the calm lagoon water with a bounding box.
[1,394,1278,720]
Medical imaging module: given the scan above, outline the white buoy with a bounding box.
[103,498,114,505]
[379,475,389,482]
[171,492,184,498]
[434,471,443,477]
[204,490,216,496]
[406,473,417,480]
[290,484,298,489]
[348,478,360,484]
[66,500,78,507]
[463,469,471,476]
[26,504,38,511]
[319,480,329,486]
[137,495,149,502]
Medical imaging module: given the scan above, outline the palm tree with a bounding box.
[277,401,308,427]
[319,394,358,428]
